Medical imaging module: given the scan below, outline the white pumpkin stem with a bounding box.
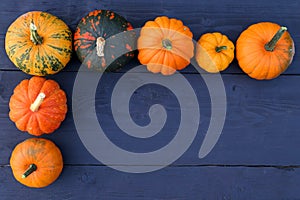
[96,37,106,57]
[30,21,43,45]
[30,93,46,112]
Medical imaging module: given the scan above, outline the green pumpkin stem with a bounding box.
[96,37,106,57]
[22,164,37,179]
[30,21,43,45]
[162,39,172,50]
[215,46,227,53]
[265,26,287,52]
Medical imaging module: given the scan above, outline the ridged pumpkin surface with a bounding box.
[9,76,67,136]
[196,32,234,73]
[137,16,194,75]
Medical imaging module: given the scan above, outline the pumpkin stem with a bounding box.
[162,39,172,50]
[30,21,43,45]
[22,164,37,179]
[215,46,227,53]
[265,26,287,52]
[96,37,106,57]
[30,93,46,112]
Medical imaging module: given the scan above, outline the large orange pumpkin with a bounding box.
[10,138,63,188]
[9,76,67,136]
[137,16,194,75]
[236,22,295,80]
[5,11,72,76]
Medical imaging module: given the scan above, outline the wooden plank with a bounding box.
[0,71,98,165]
[1,71,300,166]
[1,165,300,199]
[0,0,299,74]
[1,0,300,199]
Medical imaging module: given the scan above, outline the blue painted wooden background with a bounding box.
[1,0,300,199]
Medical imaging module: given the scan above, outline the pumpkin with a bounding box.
[195,32,234,73]
[9,76,67,136]
[137,16,194,75]
[74,10,136,71]
[10,138,63,188]
[236,22,295,80]
[5,11,72,76]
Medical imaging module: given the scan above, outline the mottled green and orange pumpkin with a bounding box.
[5,11,72,76]
[10,138,63,188]
[74,10,136,71]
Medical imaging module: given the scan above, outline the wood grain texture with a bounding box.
[1,0,300,199]
[1,165,300,200]
[1,71,300,166]
[0,0,299,74]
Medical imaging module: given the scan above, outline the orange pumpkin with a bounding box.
[10,138,63,188]
[137,16,194,75]
[236,22,295,80]
[5,11,72,76]
[196,32,235,73]
[9,76,67,136]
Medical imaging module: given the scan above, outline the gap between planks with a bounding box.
[0,164,299,170]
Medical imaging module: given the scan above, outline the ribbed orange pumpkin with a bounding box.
[137,16,194,75]
[9,76,67,136]
[196,32,235,73]
[5,11,72,76]
[236,22,295,80]
[10,138,63,188]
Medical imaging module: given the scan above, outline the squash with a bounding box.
[5,11,72,76]
[74,10,136,71]
[137,16,194,75]
[10,138,63,188]
[9,76,67,136]
[236,22,295,80]
[195,32,234,73]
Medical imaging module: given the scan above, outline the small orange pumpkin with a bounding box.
[9,76,67,136]
[196,32,235,73]
[137,16,194,75]
[236,22,295,80]
[10,138,63,188]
